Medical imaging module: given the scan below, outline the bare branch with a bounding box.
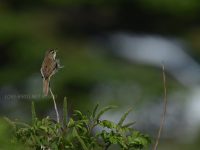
[49,87,60,123]
[153,64,167,150]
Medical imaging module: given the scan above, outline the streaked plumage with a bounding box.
[41,50,59,96]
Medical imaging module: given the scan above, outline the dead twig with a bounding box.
[153,65,167,150]
[49,87,60,123]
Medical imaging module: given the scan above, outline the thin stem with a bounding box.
[49,87,60,123]
[153,65,167,150]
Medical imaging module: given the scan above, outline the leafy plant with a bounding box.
[6,99,151,150]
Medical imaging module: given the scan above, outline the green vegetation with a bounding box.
[6,99,151,150]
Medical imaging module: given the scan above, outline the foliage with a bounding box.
[0,118,28,150]
[6,100,151,150]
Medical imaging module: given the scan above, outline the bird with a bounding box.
[40,49,61,96]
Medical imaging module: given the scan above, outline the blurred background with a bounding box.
[1,0,200,149]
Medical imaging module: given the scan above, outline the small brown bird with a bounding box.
[40,49,61,96]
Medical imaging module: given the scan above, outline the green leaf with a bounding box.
[117,137,128,149]
[74,110,83,117]
[122,121,136,128]
[4,117,16,129]
[73,128,89,150]
[95,105,117,121]
[109,135,118,144]
[118,108,133,127]
[92,103,99,119]
[31,101,37,124]
[12,121,31,128]
[63,97,68,127]
[99,120,116,129]
[68,118,75,127]
[39,126,48,132]
[127,131,151,148]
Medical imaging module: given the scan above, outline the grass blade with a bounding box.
[92,104,99,119]
[118,108,133,126]
[122,121,136,128]
[73,128,88,150]
[4,117,16,129]
[96,105,117,121]
[31,101,36,124]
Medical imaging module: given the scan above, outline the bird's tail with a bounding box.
[43,78,49,96]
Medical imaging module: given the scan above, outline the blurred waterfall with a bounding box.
[108,33,200,139]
